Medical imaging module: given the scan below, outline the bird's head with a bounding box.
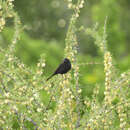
[64,58,70,63]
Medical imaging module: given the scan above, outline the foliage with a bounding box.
[14,0,130,60]
[0,0,130,129]
[1,27,63,69]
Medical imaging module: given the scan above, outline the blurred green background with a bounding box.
[1,0,130,98]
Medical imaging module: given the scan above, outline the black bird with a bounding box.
[47,58,71,81]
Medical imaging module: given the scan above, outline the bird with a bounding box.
[47,58,71,81]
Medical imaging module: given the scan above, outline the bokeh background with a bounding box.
[1,0,130,98]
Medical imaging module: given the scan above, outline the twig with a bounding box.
[78,62,102,66]
[14,110,39,130]
[44,94,53,112]
[0,70,17,82]
[0,78,8,93]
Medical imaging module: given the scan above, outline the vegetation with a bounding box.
[0,0,129,129]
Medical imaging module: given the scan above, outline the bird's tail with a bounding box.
[46,73,55,81]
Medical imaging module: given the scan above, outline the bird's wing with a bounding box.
[54,63,64,74]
